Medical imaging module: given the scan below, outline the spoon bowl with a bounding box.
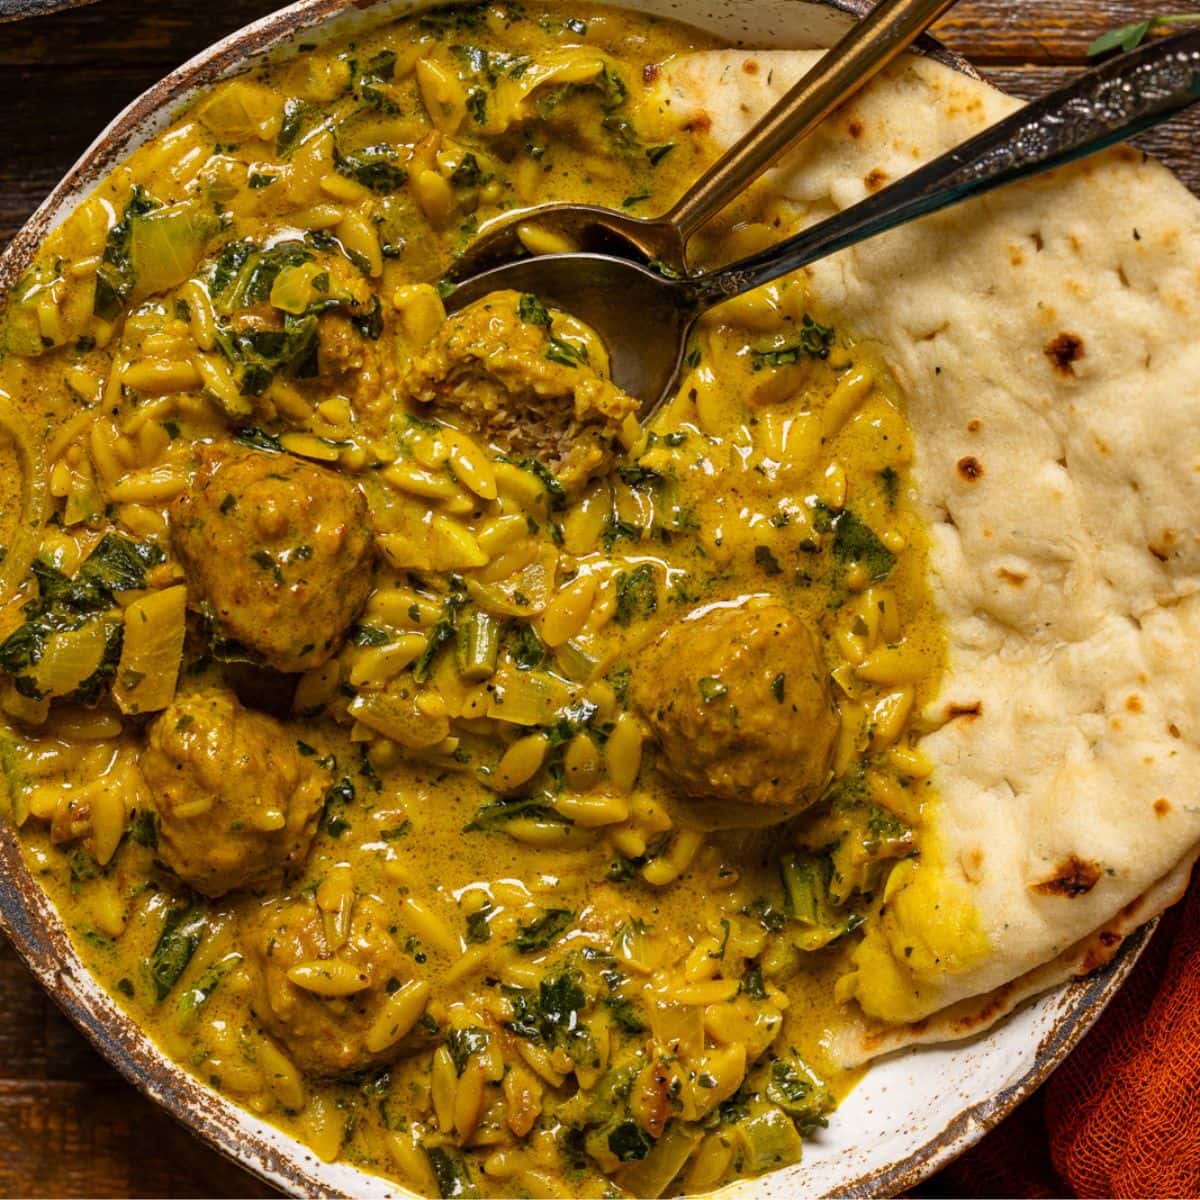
[450,203,684,278]
[445,252,699,405]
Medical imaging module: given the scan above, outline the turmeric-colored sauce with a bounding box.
[0,4,945,1195]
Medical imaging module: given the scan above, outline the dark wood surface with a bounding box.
[1,1,1196,1195]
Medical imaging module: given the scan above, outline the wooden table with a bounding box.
[1,1,1196,1194]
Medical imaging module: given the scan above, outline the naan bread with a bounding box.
[648,50,1200,1062]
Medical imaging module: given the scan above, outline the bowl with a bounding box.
[0,1,1155,1195]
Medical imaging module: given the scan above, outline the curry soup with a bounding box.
[0,4,945,1196]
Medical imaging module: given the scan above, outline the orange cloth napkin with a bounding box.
[918,869,1200,1199]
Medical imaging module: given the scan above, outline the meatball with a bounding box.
[632,603,838,812]
[143,687,325,897]
[171,446,374,673]
[243,894,432,1077]
[402,289,638,487]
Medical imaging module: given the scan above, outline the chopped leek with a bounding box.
[129,200,218,300]
[113,584,187,716]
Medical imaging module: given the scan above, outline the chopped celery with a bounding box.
[455,609,500,680]
[731,1106,804,1175]
[779,851,864,951]
[618,1123,703,1197]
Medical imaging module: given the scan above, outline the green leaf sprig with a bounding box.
[1088,12,1200,56]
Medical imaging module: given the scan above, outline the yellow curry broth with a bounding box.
[0,4,948,1196]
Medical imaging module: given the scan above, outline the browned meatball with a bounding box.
[243,894,433,1077]
[402,289,638,487]
[171,446,374,673]
[142,687,326,897]
[632,603,838,812]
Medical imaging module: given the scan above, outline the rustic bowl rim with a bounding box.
[0,1,1153,1195]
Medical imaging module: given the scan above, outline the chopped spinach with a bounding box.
[445,1026,492,1075]
[93,186,158,320]
[511,907,574,953]
[830,509,895,581]
[148,901,208,1003]
[751,315,835,368]
[334,144,408,193]
[517,292,552,327]
[614,564,656,625]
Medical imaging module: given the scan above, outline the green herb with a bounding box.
[709,917,731,960]
[351,624,391,647]
[1088,13,1200,55]
[517,292,552,326]
[511,907,574,953]
[250,549,283,584]
[646,143,676,166]
[450,152,487,188]
[334,144,408,193]
[616,465,662,490]
[608,1119,652,1162]
[248,172,278,189]
[754,545,783,575]
[771,673,786,702]
[601,515,643,552]
[605,664,632,707]
[149,902,208,1003]
[830,509,895,581]
[176,953,242,1025]
[276,98,315,156]
[233,426,283,453]
[880,465,899,507]
[466,87,488,123]
[605,994,647,1034]
[507,622,546,671]
[424,1146,480,1199]
[324,776,355,838]
[750,315,835,369]
[500,456,567,511]
[764,1055,834,1134]
[445,1026,492,1075]
[69,848,101,884]
[413,577,469,683]
[698,676,728,704]
[742,965,768,1000]
[614,563,656,625]
[546,335,588,367]
[504,963,587,1047]
[465,792,569,833]
[128,808,159,849]
[621,192,650,208]
[465,905,493,944]
[351,295,384,340]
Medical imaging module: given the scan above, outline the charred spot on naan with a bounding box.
[1031,855,1103,898]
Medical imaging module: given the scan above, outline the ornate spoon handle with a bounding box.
[698,29,1200,301]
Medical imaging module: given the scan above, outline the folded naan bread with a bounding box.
[649,49,1200,1063]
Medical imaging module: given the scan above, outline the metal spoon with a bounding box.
[450,0,961,278]
[447,30,1200,408]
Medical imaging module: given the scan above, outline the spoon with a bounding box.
[447,30,1200,408]
[450,0,961,278]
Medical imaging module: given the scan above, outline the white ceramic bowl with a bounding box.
[0,2,1152,1194]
